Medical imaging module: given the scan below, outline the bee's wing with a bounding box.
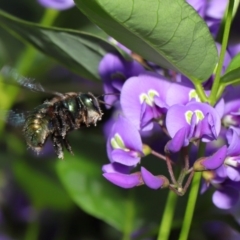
[0,110,27,126]
[0,66,64,97]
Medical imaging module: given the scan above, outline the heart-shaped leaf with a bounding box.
[74,0,218,82]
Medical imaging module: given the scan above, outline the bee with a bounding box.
[0,66,103,159]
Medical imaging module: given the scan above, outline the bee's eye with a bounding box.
[84,97,93,107]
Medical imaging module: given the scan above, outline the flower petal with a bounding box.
[194,145,227,171]
[111,149,140,166]
[121,73,171,129]
[102,162,133,174]
[109,116,143,153]
[212,188,239,209]
[227,128,240,156]
[226,167,240,182]
[141,167,166,189]
[165,127,190,152]
[103,172,142,188]
[38,0,75,10]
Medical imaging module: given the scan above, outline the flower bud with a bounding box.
[142,144,152,156]
[202,171,215,182]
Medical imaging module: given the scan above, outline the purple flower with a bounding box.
[187,0,228,37]
[187,0,207,18]
[102,163,169,189]
[121,73,171,131]
[220,127,240,181]
[106,116,143,166]
[102,162,143,188]
[103,171,143,189]
[194,145,227,171]
[108,37,132,55]
[99,52,145,106]
[166,102,221,152]
[228,44,240,58]
[103,103,123,138]
[37,0,75,10]
[212,179,240,209]
[205,0,228,20]
[202,173,240,209]
[166,81,201,105]
[223,86,240,128]
[141,167,169,189]
[201,128,240,209]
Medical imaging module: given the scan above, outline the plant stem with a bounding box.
[151,149,167,161]
[40,8,59,26]
[24,219,40,240]
[209,0,234,105]
[193,81,208,103]
[178,142,206,240]
[183,171,194,193]
[166,154,177,185]
[157,190,178,240]
[122,190,135,240]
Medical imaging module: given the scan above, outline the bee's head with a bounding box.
[78,93,103,125]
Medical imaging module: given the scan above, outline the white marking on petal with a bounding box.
[189,89,201,102]
[185,110,204,125]
[225,157,239,167]
[110,133,130,152]
[185,111,193,124]
[139,89,159,106]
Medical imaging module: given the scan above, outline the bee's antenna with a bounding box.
[98,100,114,108]
[96,92,120,98]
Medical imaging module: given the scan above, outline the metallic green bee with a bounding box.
[1,66,103,159]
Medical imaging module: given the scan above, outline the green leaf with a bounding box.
[220,54,240,85]
[226,54,240,73]
[56,157,137,231]
[13,161,73,210]
[0,9,118,81]
[75,0,218,82]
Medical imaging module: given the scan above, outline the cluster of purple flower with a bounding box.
[99,0,240,209]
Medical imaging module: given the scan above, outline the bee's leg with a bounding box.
[63,138,74,155]
[77,99,89,126]
[53,104,67,138]
[52,134,64,159]
[65,111,77,129]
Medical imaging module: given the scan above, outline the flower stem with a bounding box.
[157,190,178,240]
[166,154,177,185]
[39,8,59,26]
[209,0,234,105]
[24,218,40,240]
[151,149,166,161]
[193,81,208,103]
[178,142,206,240]
[122,190,135,240]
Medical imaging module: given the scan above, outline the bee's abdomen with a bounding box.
[23,112,50,153]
